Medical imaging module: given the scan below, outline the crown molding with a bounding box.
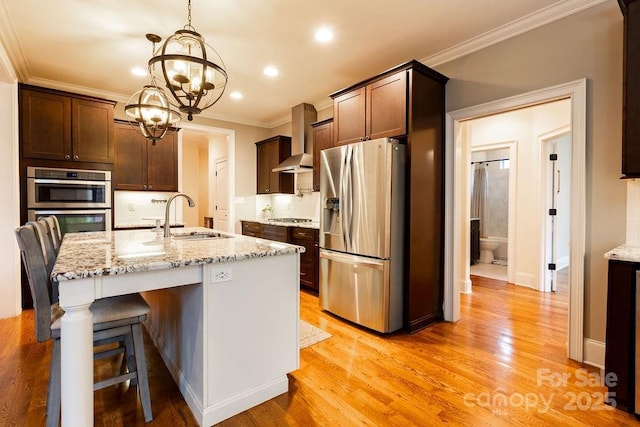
[422,0,608,67]
[0,1,25,81]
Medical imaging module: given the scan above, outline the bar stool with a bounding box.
[15,223,153,426]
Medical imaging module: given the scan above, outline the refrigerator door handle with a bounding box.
[341,146,353,251]
[320,250,385,269]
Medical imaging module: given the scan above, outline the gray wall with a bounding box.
[436,1,625,341]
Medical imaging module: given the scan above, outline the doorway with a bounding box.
[468,142,517,288]
[179,124,235,231]
[445,79,587,362]
[214,158,229,231]
[541,129,571,293]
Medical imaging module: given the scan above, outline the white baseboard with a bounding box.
[514,272,536,289]
[583,338,605,370]
[461,278,472,294]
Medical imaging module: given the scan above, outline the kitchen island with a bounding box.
[52,227,302,426]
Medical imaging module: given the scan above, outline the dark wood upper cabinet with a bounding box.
[311,118,334,191]
[114,121,178,192]
[20,84,115,164]
[331,69,407,146]
[255,135,294,194]
[620,0,640,177]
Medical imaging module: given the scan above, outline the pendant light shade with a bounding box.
[148,0,228,120]
[125,84,181,144]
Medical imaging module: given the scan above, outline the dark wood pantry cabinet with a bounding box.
[619,0,640,177]
[113,120,178,192]
[19,84,115,164]
[255,135,294,194]
[311,118,334,191]
[330,60,449,333]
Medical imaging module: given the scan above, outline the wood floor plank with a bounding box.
[1,274,639,425]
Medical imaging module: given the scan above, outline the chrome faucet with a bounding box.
[164,193,196,237]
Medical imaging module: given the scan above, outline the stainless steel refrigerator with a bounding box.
[319,138,405,333]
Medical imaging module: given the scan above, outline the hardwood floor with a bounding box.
[1,278,638,426]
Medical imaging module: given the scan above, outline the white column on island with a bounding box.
[58,278,96,426]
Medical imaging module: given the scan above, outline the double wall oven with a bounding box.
[27,166,111,235]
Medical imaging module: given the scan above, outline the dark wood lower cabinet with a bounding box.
[241,221,319,293]
[289,227,319,294]
[604,259,638,413]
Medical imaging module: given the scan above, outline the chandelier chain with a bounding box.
[187,0,192,28]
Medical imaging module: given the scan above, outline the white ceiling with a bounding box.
[0,0,605,128]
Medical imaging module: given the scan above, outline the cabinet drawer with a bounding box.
[263,224,288,242]
[300,261,314,284]
[242,221,263,236]
[290,227,318,241]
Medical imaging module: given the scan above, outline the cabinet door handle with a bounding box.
[73,155,79,160]
[143,185,147,189]
[64,154,71,160]
[359,137,364,141]
[148,185,152,190]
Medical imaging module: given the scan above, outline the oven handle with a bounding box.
[29,209,110,215]
[32,178,108,186]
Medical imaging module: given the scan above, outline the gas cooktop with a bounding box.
[267,218,312,223]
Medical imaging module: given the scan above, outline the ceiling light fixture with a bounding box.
[314,28,333,43]
[131,66,148,77]
[148,0,228,121]
[263,66,278,77]
[125,34,181,144]
[230,91,243,99]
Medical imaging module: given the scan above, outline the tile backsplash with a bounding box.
[114,191,181,227]
[255,173,320,220]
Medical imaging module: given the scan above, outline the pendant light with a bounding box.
[125,34,181,144]
[148,0,228,121]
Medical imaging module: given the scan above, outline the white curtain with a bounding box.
[471,163,488,237]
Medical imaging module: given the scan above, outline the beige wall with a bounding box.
[436,1,625,341]
[0,81,20,318]
[181,143,201,227]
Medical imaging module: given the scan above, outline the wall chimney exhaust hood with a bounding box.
[272,103,317,173]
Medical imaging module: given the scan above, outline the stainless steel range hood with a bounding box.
[272,103,317,173]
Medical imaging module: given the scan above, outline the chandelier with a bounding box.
[125,34,181,144]
[148,0,228,121]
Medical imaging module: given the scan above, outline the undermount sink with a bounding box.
[171,231,233,240]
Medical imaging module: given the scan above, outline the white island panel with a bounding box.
[142,253,300,426]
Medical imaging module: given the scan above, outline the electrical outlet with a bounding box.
[128,203,135,211]
[211,267,232,283]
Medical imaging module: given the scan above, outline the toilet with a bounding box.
[479,238,501,264]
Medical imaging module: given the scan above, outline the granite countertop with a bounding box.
[604,244,640,262]
[243,218,320,229]
[52,227,303,281]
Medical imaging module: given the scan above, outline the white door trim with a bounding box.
[539,127,571,293]
[444,78,586,362]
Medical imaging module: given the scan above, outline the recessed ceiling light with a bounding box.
[230,91,243,99]
[131,66,147,77]
[315,28,333,43]
[263,66,279,77]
